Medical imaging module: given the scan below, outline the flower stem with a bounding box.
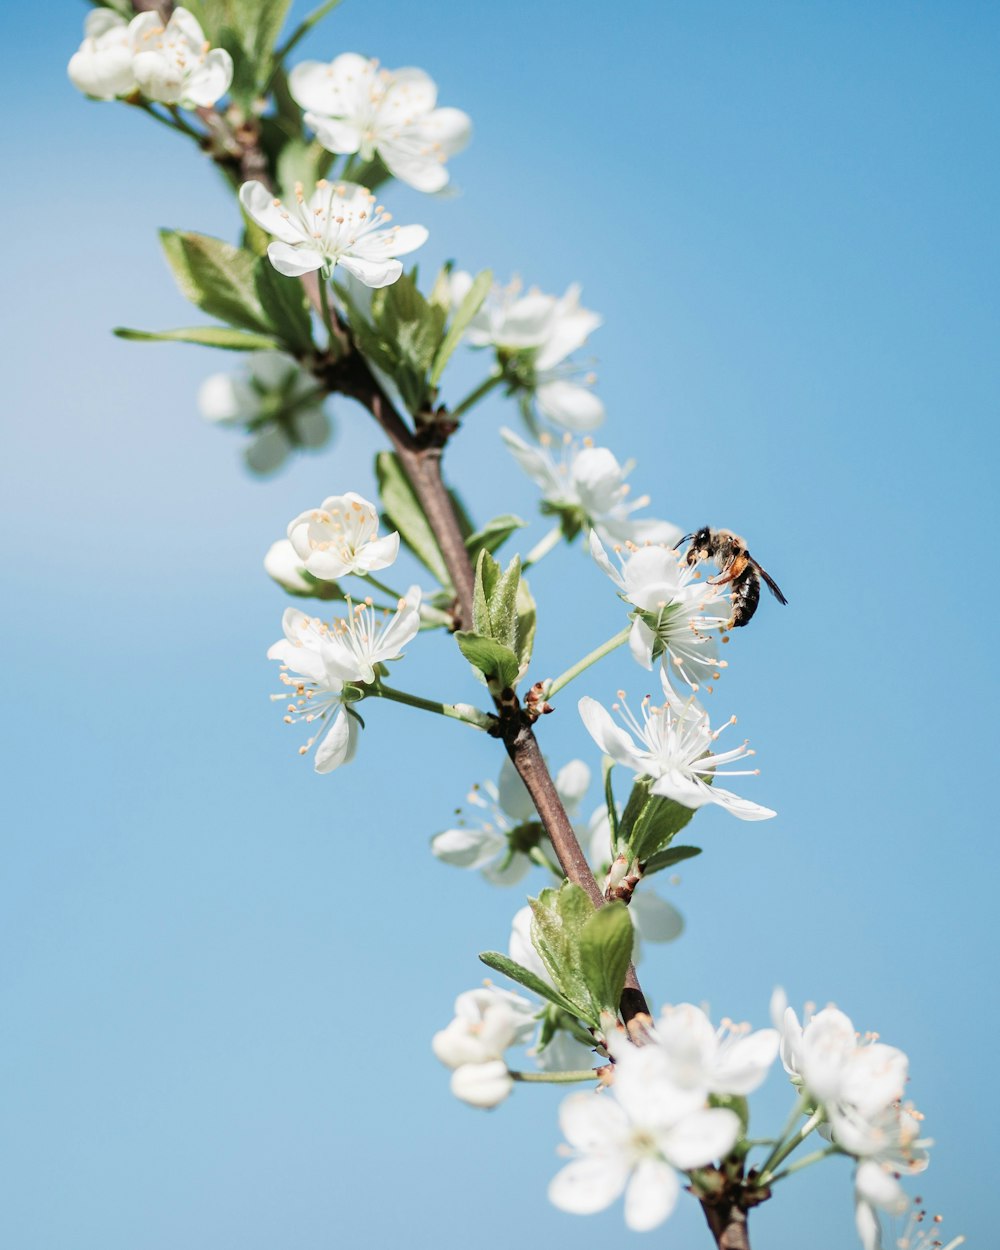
[522,524,563,569]
[371,682,495,730]
[768,1145,838,1184]
[509,1068,599,1084]
[359,573,405,602]
[546,627,631,699]
[450,371,503,420]
[757,1108,824,1183]
[318,278,337,351]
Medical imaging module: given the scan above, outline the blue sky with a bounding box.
[1,2,997,1247]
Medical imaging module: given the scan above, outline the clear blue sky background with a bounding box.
[2,2,997,1247]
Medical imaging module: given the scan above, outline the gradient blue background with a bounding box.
[2,2,996,1246]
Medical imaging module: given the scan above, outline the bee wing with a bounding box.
[753,561,788,605]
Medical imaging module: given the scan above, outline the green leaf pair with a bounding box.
[116,230,314,358]
[455,551,536,691]
[619,775,699,865]
[478,887,634,1029]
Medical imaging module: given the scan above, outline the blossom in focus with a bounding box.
[455,274,604,431]
[431,758,590,885]
[289,53,472,193]
[432,985,536,1108]
[198,352,331,475]
[579,673,776,821]
[590,530,730,688]
[267,609,359,773]
[287,492,399,582]
[501,428,681,548]
[549,1044,741,1231]
[318,590,422,685]
[586,807,684,956]
[68,9,137,100]
[129,7,233,107]
[239,179,427,284]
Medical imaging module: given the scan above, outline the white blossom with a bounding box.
[68,9,137,100]
[198,352,330,475]
[501,428,681,548]
[846,1105,932,1250]
[433,985,536,1108]
[267,609,359,773]
[239,179,427,284]
[289,54,472,193]
[590,530,730,688]
[287,492,399,582]
[318,590,422,685]
[586,807,684,955]
[642,1002,778,1098]
[431,758,590,885]
[579,674,776,821]
[456,275,604,431]
[549,1044,741,1231]
[129,7,233,108]
[774,1000,909,1119]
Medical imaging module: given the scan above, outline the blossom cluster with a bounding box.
[69,7,233,107]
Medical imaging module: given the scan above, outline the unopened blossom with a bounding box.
[287,492,399,582]
[431,758,590,885]
[129,7,233,107]
[198,352,331,475]
[433,985,536,1108]
[455,274,604,431]
[239,179,427,284]
[549,1044,741,1231]
[586,808,684,955]
[267,609,359,773]
[642,1002,778,1098]
[67,9,136,100]
[319,589,422,685]
[579,673,776,821]
[501,428,681,548]
[590,530,730,688]
[289,54,472,193]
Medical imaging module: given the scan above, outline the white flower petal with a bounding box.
[548,1156,630,1216]
[660,1107,740,1170]
[336,254,403,288]
[450,1060,513,1108]
[624,1158,679,1231]
[535,380,605,431]
[314,708,357,773]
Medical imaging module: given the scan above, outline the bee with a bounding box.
[677,527,788,629]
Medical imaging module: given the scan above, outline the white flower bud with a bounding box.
[264,541,313,595]
[450,1061,513,1109]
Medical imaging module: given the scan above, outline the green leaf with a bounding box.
[602,758,620,850]
[477,952,583,1017]
[113,325,281,351]
[374,452,451,587]
[529,884,601,1026]
[641,844,702,876]
[464,514,526,564]
[515,575,536,672]
[370,272,447,413]
[578,902,634,1015]
[454,631,520,690]
[472,551,521,650]
[430,268,492,386]
[619,776,698,865]
[254,260,314,354]
[160,231,270,334]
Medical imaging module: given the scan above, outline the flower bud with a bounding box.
[450,1061,513,1109]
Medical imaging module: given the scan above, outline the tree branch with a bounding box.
[161,35,651,1026]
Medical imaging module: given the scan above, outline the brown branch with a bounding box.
[151,43,651,1025]
[702,1202,751,1250]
